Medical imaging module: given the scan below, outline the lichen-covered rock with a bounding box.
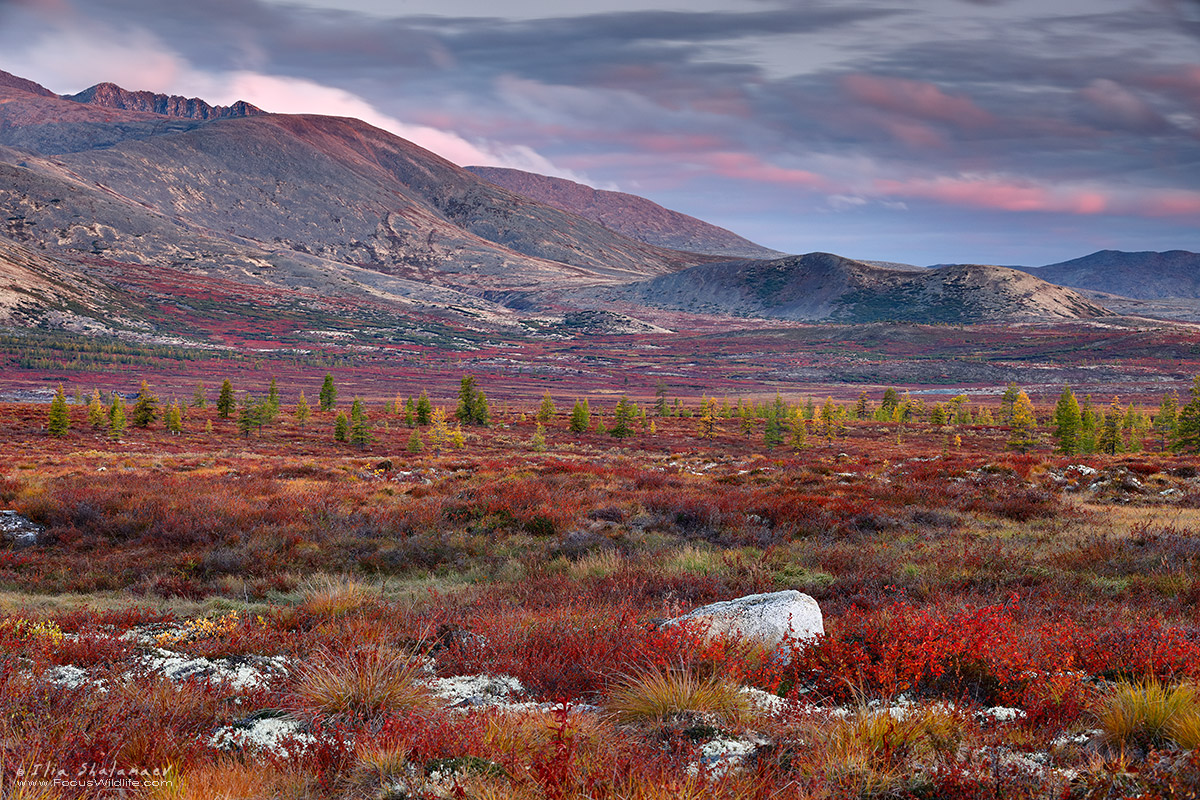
[1,510,40,548]
[668,590,823,652]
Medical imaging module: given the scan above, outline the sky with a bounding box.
[1,0,1198,265]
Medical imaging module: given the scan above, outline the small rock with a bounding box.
[667,590,824,655]
[1,510,41,548]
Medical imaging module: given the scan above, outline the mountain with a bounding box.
[66,82,264,121]
[1017,250,1200,299]
[614,252,1111,323]
[0,69,55,98]
[0,77,712,300]
[465,166,783,259]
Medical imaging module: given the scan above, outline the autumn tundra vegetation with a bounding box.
[4,372,1200,799]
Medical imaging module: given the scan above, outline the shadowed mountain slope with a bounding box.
[466,166,783,259]
[616,252,1111,323]
[1017,250,1200,299]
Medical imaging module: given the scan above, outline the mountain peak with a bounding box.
[65,82,265,121]
[0,69,56,98]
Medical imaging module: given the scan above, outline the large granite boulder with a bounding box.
[668,590,823,652]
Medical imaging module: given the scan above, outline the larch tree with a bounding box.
[295,391,312,427]
[349,397,371,449]
[569,399,590,433]
[47,384,70,436]
[537,391,556,424]
[1097,397,1125,455]
[319,373,338,411]
[1173,377,1200,454]
[1154,392,1178,452]
[131,380,159,428]
[1052,385,1082,455]
[1005,390,1039,452]
[87,388,106,429]
[217,379,235,419]
[415,391,432,425]
[108,395,126,440]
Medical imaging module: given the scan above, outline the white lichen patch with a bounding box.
[431,673,527,708]
[141,648,287,690]
[209,715,315,757]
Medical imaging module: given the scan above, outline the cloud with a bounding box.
[872,173,1200,218]
[841,74,995,129]
[0,9,585,175]
[1079,78,1166,131]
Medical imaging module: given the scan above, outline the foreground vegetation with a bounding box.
[2,387,1200,798]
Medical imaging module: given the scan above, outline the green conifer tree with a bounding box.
[191,381,207,408]
[334,411,349,442]
[610,396,635,438]
[349,397,371,449]
[569,399,590,433]
[1097,397,1124,455]
[537,391,556,423]
[415,391,432,425]
[165,400,183,434]
[531,423,547,452]
[295,391,312,427]
[1173,377,1200,454]
[108,395,126,440]
[319,373,338,411]
[131,380,159,428]
[1052,385,1082,455]
[47,384,70,436]
[406,427,423,453]
[217,379,235,419]
[1154,392,1178,452]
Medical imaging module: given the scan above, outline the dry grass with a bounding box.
[606,665,751,726]
[1095,677,1200,752]
[299,574,376,617]
[293,646,433,719]
[148,761,309,800]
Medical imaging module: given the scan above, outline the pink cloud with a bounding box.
[1079,78,1165,131]
[873,175,1200,218]
[842,74,995,130]
[700,152,832,190]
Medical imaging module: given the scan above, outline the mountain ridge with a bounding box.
[66,82,264,121]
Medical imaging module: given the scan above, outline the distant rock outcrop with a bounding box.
[1018,250,1200,299]
[619,252,1112,323]
[466,166,783,259]
[66,82,265,121]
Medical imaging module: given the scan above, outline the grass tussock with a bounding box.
[299,574,375,617]
[606,665,751,726]
[293,647,432,719]
[1095,676,1200,752]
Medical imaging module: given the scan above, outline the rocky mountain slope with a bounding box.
[466,166,783,259]
[0,77,713,298]
[66,82,264,121]
[614,252,1111,323]
[1017,250,1200,299]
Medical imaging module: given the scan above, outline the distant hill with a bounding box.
[466,166,783,259]
[615,252,1111,323]
[66,82,264,121]
[1017,250,1200,299]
